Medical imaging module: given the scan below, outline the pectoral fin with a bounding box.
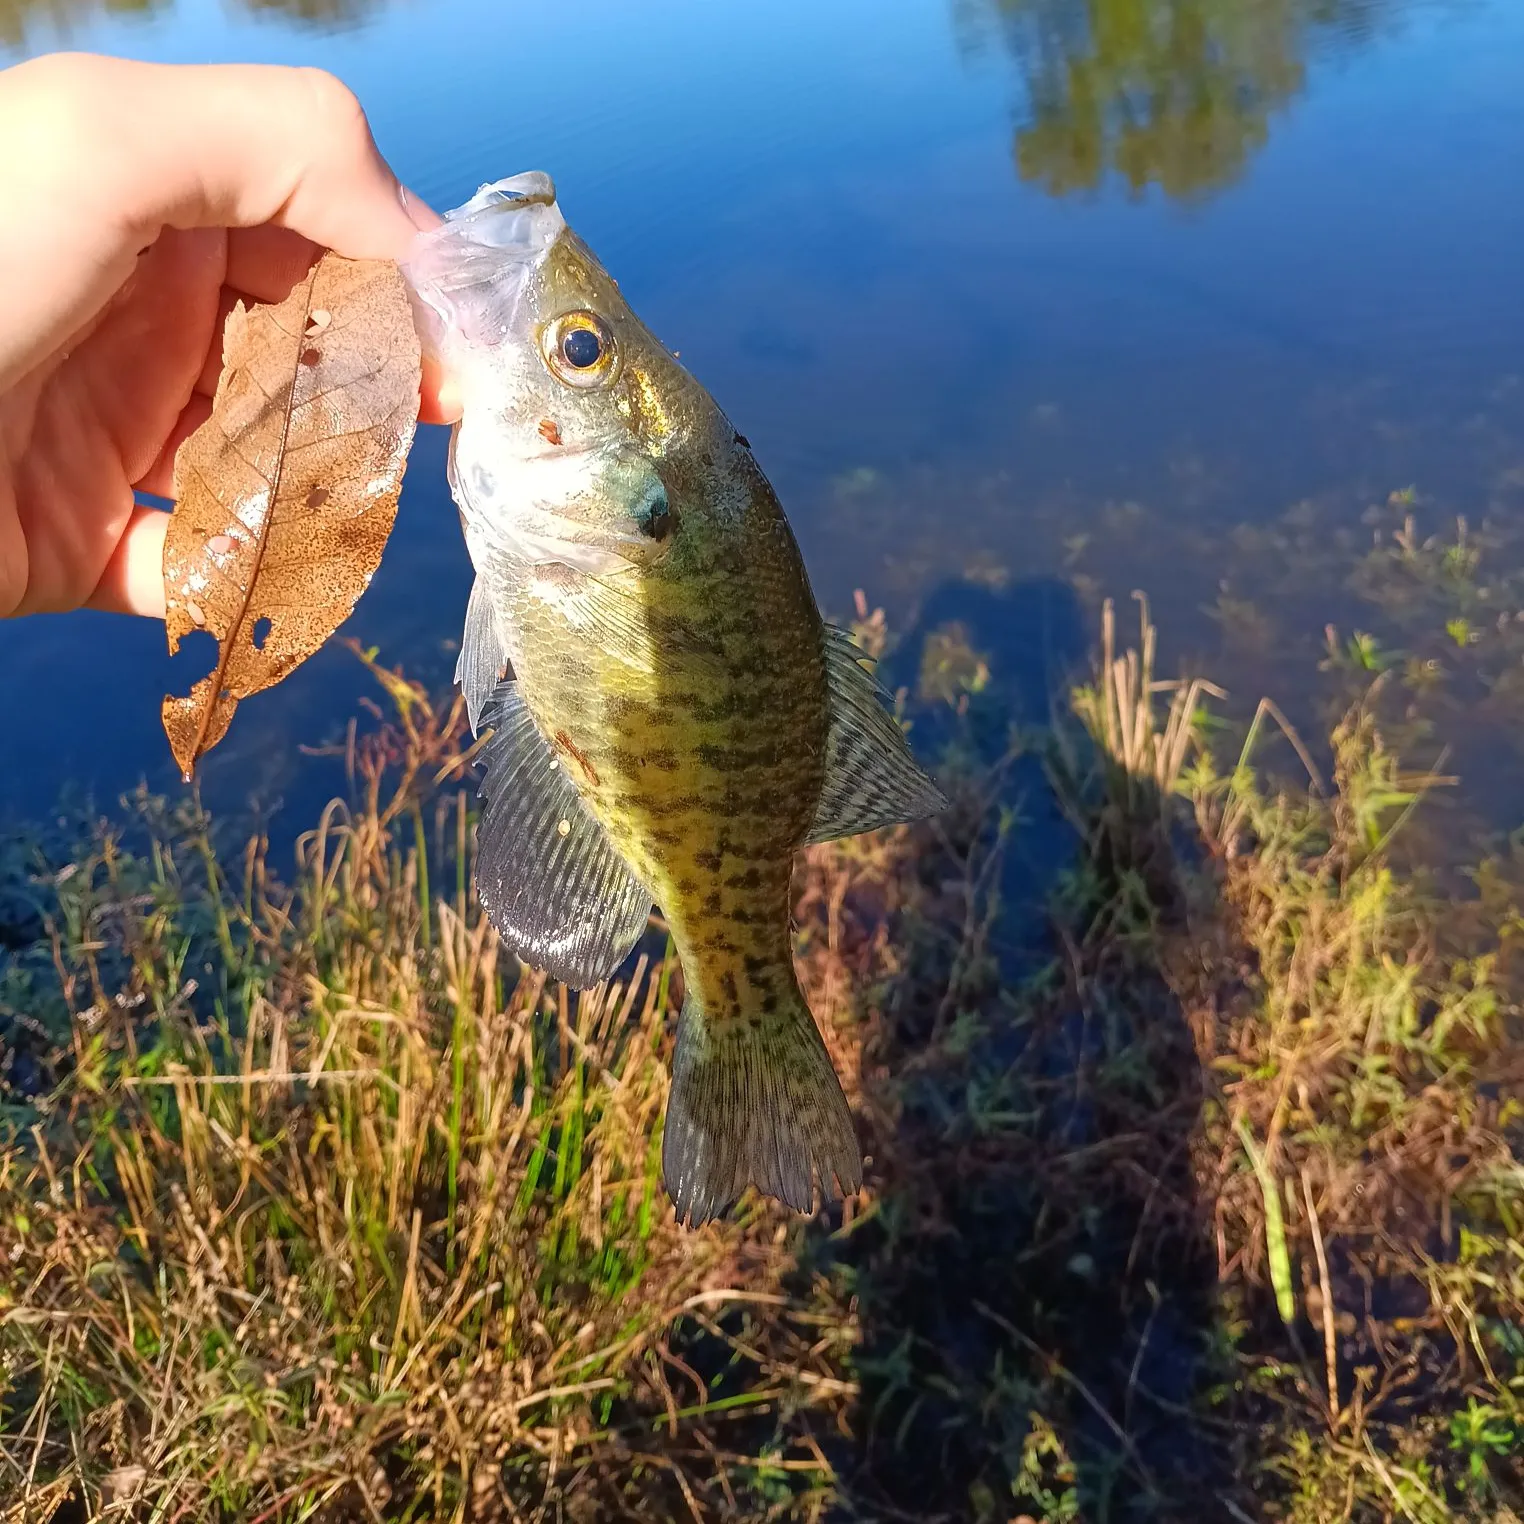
[528,563,726,682]
[474,679,652,987]
[806,625,948,845]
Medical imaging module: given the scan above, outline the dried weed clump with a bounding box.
[1063,597,1524,1519]
[0,652,877,1522]
[3,607,1522,1524]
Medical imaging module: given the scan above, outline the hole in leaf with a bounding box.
[177,628,218,682]
[252,618,273,651]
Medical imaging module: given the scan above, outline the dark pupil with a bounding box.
[561,326,603,369]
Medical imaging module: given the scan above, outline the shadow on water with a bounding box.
[811,580,1524,1520]
[823,576,1261,1518]
[883,575,1096,976]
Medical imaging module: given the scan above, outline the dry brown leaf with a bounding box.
[162,254,421,779]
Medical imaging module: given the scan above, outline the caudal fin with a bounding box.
[661,982,862,1226]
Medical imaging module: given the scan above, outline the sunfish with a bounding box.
[403,173,945,1224]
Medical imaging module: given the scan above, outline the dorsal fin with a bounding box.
[474,680,652,987]
[807,626,947,845]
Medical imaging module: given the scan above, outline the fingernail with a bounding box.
[399,183,443,233]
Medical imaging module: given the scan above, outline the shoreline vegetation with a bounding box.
[2,600,1521,1522]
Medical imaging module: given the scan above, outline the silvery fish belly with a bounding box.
[402,173,946,1226]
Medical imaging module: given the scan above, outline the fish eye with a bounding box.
[543,311,618,388]
[562,327,602,369]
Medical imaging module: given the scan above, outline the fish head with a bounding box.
[403,173,727,578]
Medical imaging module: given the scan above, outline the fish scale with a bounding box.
[403,171,946,1224]
[508,532,824,1022]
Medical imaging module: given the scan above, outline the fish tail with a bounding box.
[662,979,862,1226]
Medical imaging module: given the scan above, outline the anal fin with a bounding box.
[456,575,513,735]
[474,679,652,988]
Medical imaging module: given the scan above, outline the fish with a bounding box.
[402,173,946,1225]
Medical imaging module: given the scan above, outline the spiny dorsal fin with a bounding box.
[456,575,512,735]
[475,679,652,988]
[806,625,948,845]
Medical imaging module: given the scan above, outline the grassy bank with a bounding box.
[1,610,1520,1522]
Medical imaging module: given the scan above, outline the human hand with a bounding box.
[0,52,459,621]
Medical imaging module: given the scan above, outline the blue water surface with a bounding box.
[2,0,1522,838]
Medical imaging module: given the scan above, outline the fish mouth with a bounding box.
[440,172,562,243]
[527,438,599,465]
[403,172,566,281]
[400,172,569,354]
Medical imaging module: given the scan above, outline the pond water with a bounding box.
[3,0,1523,849]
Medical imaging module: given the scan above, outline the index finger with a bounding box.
[0,53,442,387]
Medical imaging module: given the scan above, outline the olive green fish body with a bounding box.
[404,174,945,1223]
[506,471,824,939]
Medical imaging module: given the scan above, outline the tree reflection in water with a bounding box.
[3,0,381,50]
[960,0,1394,201]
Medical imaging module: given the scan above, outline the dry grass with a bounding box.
[1059,597,1524,1519]
[0,652,866,1522]
[2,607,1522,1522]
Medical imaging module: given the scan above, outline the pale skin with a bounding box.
[0,51,461,622]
